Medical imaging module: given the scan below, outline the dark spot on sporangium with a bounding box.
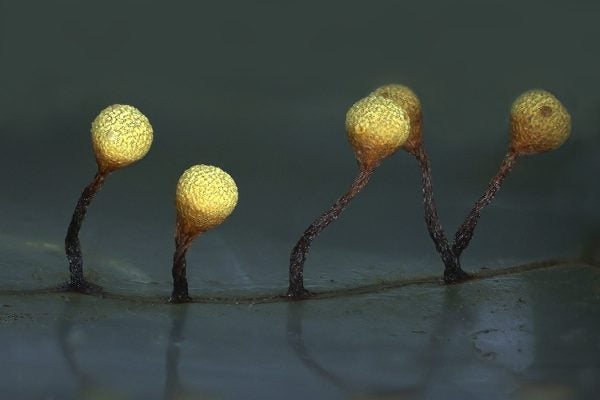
[539,105,553,117]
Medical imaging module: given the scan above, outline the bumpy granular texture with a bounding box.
[91,104,153,171]
[345,95,410,167]
[510,89,571,155]
[371,84,422,152]
[176,165,238,234]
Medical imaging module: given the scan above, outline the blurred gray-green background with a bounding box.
[0,1,599,399]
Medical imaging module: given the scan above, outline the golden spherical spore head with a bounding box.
[345,95,410,168]
[371,84,422,152]
[91,104,154,171]
[510,89,571,155]
[176,165,239,235]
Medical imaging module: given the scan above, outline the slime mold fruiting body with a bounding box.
[452,89,571,274]
[372,84,468,283]
[64,104,153,293]
[370,85,570,284]
[287,95,410,298]
[171,164,238,303]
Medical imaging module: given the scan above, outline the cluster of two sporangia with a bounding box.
[64,86,570,303]
[64,104,237,303]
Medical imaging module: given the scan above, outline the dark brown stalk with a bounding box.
[170,223,198,303]
[63,170,108,293]
[452,149,519,259]
[411,146,469,283]
[287,164,376,298]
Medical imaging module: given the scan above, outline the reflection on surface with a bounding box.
[285,272,595,399]
[163,305,188,399]
[286,302,423,399]
[58,299,130,400]
[419,279,535,398]
[286,303,349,394]
[163,305,219,400]
[0,266,597,399]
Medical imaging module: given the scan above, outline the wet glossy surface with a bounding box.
[1,266,599,399]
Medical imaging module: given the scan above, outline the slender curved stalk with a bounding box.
[63,170,108,293]
[287,165,376,298]
[412,146,468,283]
[170,223,198,303]
[452,150,519,259]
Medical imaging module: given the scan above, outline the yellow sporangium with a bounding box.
[91,104,154,172]
[345,95,410,168]
[451,89,572,283]
[171,164,238,303]
[369,83,469,282]
[510,89,571,155]
[176,165,239,236]
[371,84,422,153]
